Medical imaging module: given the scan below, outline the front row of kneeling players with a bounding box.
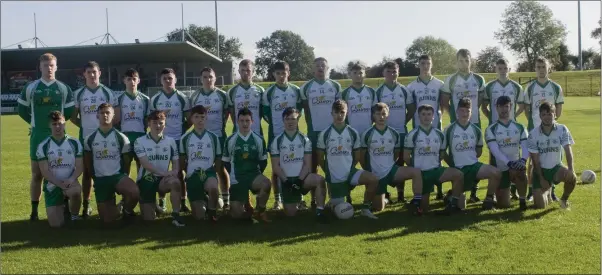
[36,94,577,227]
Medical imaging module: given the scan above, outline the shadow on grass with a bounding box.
[1,200,556,252]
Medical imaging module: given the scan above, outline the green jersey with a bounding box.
[222,131,268,184]
[18,79,74,130]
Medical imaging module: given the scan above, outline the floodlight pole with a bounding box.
[34,13,38,48]
[181,3,185,42]
[578,0,583,70]
[106,8,109,44]
[215,0,219,58]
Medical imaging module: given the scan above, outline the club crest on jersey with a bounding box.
[462,133,468,140]
[289,143,295,152]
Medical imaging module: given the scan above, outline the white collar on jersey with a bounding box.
[39,78,56,86]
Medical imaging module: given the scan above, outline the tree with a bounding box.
[166,24,243,62]
[550,43,573,71]
[494,0,567,71]
[592,19,601,43]
[405,36,457,74]
[474,46,505,73]
[255,30,315,81]
[571,48,600,70]
[329,68,347,80]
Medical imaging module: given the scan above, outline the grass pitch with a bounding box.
[1,97,600,274]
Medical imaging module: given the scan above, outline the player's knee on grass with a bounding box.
[360,171,379,189]
[372,195,385,212]
[284,204,298,216]
[47,206,65,228]
[141,203,157,221]
[532,189,547,209]
[119,178,140,201]
[98,202,119,223]
[229,202,245,219]
[496,189,511,208]
[458,194,467,210]
[191,201,206,220]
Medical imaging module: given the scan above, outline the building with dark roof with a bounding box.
[1,41,234,112]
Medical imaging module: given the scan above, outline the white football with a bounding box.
[217,198,224,209]
[334,202,354,220]
[581,170,596,184]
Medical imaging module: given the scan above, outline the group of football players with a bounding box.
[18,48,577,228]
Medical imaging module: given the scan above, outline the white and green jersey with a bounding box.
[523,80,564,129]
[375,82,413,134]
[83,128,130,177]
[150,90,191,140]
[404,126,446,171]
[36,135,83,180]
[485,120,528,171]
[342,85,377,135]
[133,134,179,181]
[527,123,574,169]
[222,131,268,185]
[74,84,118,138]
[180,130,221,177]
[317,124,360,184]
[300,79,342,133]
[227,83,264,135]
[443,122,483,169]
[483,79,523,125]
[18,79,74,129]
[269,130,312,177]
[190,88,229,137]
[441,72,485,125]
[118,91,150,134]
[407,76,444,129]
[262,83,302,138]
[360,126,400,179]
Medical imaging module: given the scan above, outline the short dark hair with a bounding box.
[383,61,399,70]
[418,55,431,62]
[98,102,113,112]
[314,57,328,64]
[495,58,509,66]
[282,107,300,119]
[349,62,365,72]
[456,49,471,59]
[201,67,215,75]
[190,105,207,116]
[160,68,176,76]
[272,61,290,72]
[48,110,65,122]
[371,102,389,116]
[331,99,347,113]
[148,110,166,121]
[539,101,555,114]
[417,104,435,114]
[237,107,253,119]
[457,97,472,109]
[239,59,254,67]
[123,68,139,78]
[496,95,512,106]
[84,61,100,71]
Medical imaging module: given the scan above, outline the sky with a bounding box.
[1,1,601,72]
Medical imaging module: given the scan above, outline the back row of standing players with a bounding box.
[20,48,577,226]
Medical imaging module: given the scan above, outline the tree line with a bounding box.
[167,0,602,81]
